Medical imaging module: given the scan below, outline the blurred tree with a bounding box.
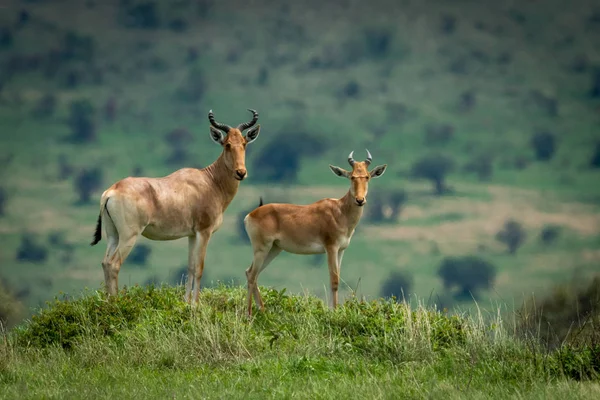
[176,66,207,103]
[463,153,493,181]
[128,244,152,267]
[73,167,103,204]
[440,14,457,34]
[589,141,600,168]
[590,68,600,98]
[16,234,48,264]
[410,153,455,195]
[0,187,6,217]
[364,189,406,224]
[496,219,527,254]
[61,31,95,63]
[424,124,454,147]
[458,90,476,112]
[104,97,117,122]
[380,270,413,301]
[437,255,496,300]
[57,154,74,181]
[363,27,392,59]
[530,130,556,161]
[539,224,562,245]
[164,128,194,166]
[32,93,57,119]
[252,130,327,183]
[120,2,160,29]
[66,99,96,143]
[0,27,13,49]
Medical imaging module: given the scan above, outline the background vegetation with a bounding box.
[0,0,599,334]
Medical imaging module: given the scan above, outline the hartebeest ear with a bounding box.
[329,165,351,178]
[369,164,387,178]
[209,126,226,145]
[245,124,260,144]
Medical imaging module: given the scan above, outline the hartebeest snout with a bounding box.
[90,109,261,304]
[243,150,387,316]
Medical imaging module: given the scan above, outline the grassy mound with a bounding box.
[1,285,599,399]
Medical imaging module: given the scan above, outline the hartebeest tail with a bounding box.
[91,213,102,245]
[91,109,262,304]
[244,149,388,317]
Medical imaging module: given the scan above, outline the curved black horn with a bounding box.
[237,109,259,131]
[208,109,232,132]
[348,150,356,167]
[365,149,372,166]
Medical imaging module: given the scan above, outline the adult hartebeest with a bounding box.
[243,150,387,316]
[90,109,261,304]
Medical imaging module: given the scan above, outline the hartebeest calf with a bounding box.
[90,109,261,304]
[243,150,387,316]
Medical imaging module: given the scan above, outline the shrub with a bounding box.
[66,99,96,143]
[15,234,48,264]
[380,270,413,301]
[73,167,103,204]
[530,130,556,161]
[495,219,527,254]
[540,224,562,245]
[437,255,496,300]
[0,279,24,328]
[410,153,455,195]
[128,244,152,266]
[517,275,600,350]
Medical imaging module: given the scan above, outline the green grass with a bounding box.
[1,285,599,399]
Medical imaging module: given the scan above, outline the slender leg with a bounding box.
[326,246,340,309]
[101,216,119,295]
[104,233,138,296]
[191,230,211,305]
[185,235,198,303]
[252,245,282,311]
[245,243,277,317]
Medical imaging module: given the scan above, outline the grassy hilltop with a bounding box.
[0,0,599,322]
[1,285,599,399]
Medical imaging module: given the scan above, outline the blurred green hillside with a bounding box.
[0,0,599,321]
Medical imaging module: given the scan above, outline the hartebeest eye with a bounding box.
[225,143,232,149]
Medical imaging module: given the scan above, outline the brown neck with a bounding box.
[339,190,364,233]
[202,152,240,211]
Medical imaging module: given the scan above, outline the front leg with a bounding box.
[185,230,212,305]
[326,246,340,309]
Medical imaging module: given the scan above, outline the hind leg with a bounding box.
[245,243,281,317]
[101,199,142,297]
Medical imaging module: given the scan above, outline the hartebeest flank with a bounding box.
[90,109,261,304]
[243,150,387,316]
